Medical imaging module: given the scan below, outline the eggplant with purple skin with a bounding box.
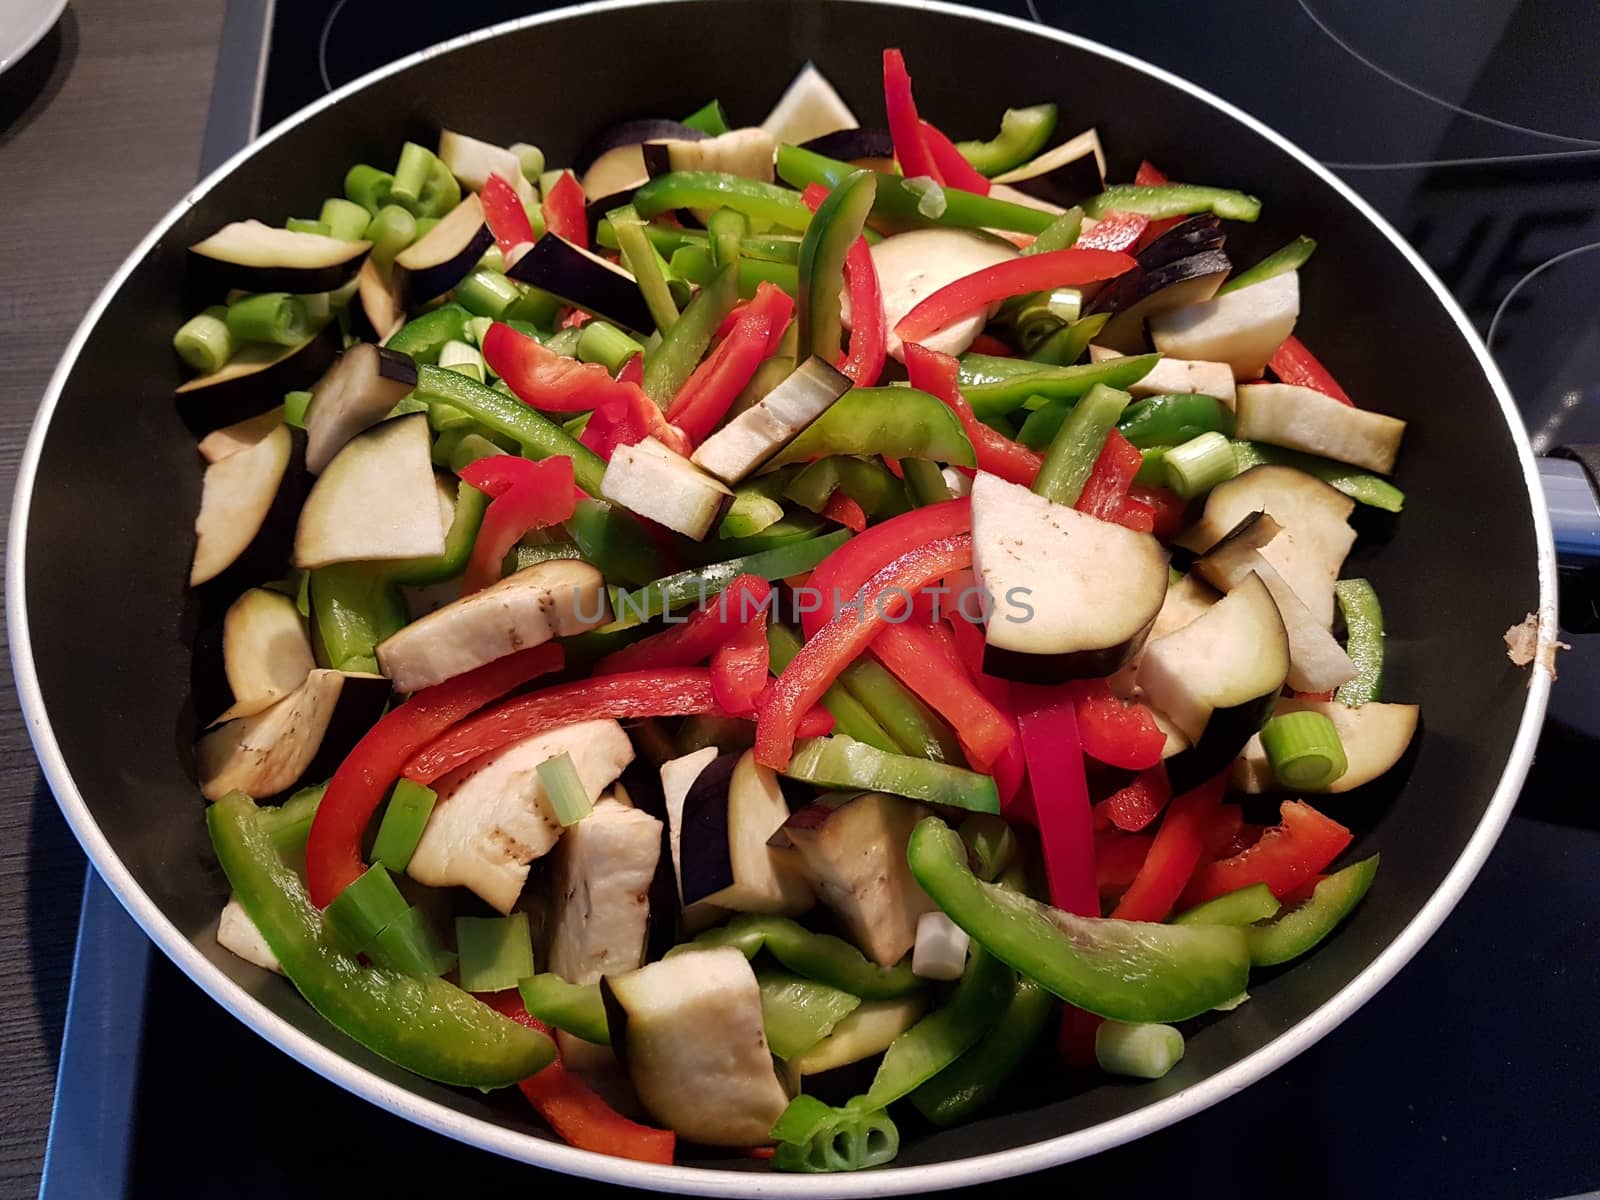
[392,193,493,307]
[641,127,777,183]
[1091,249,1234,355]
[208,587,316,724]
[677,749,813,915]
[576,120,706,201]
[303,343,419,473]
[175,322,342,434]
[507,234,654,334]
[798,127,896,165]
[188,220,371,295]
[991,128,1105,207]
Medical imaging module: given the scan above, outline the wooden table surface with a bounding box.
[0,3,225,1194]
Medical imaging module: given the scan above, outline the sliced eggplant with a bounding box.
[407,719,635,912]
[601,436,733,541]
[1235,382,1406,475]
[188,220,370,294]
[294,413,444,569]
[356,259,406,343]
[175,323,341,434]
[1234,698,1419,794]
[799,127,895,163]
[1088,345,1237,409]
[1107,571,1219,697]
[1091,249,1233,354]
[1177,465,1356,628]
[991,127,1106,207]
[545,797,663,984]
[970,471,1169,682]
[984,182,1069,216]
[762,63,860,146]
[191,422,293,586]
[437,129,535,201]
[507,234,653,334]
[393,193,492,306]
[641,127,777,183]
[1133,214,1226,269]
[678,749,813,915]
[210,587,315,724]
[1149,269,1300,381]
[217,895,281,973]
[860,228,1018,360]
[659,747,731,931]
[783,791,936,967]
[1136,571,1289,745]
[690,356,852,484]
[303,343,420,473]
[375,558,608,694]
[575,119,705,197]
[197,408,284,464]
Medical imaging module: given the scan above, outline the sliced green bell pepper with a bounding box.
[798,168,876,366]
[385,304,473,364]
[675,913,922,1000]
[1119,392,1236,448]
[720,467,801,539]
[566,497,667,587]
[786,456,911,519]
[1247,856,1378,966]
[642,260,739,405]
[956,104,1058,176]
[957,353,1158,418]
[1229,439,1405,511]
[764,387,975,469]
[1218,235,1316,296]
[607,204,679,332]
[669,245,798,298]
[701,511,830,558]
[385,480,489,586]
[1083,183,1261,222]
[1033,383,1132,505]
[783,736,999,813]
[838,657,963,764]
[632,170,814,231]
[757,967,863,1060]
[518,973,610,1044]
[310,564,407,675]
[1171,882,1281,927]
[259,782,326,856]
[1029,311,1108,366]
[770,1094,899,1173]
[610,529,851,622]
[1019,206,1084,257]
[1334,579,1385,706]
[707,206,747,269]
[909,973,1053,1126]
[767,623,900,753]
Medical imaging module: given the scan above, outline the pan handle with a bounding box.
[1541,450,1600,631]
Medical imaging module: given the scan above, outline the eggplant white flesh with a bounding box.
[545,798,663,984]
[1136,571,1289,744]
[641,127,777,183]
[659,747,731,932]
[1149,269,1300,380]
[991,128,1106,206]
[970,471,1169,682]
[1107,571,1220,697]
[437,129,535,201]
[678,750,813,915]
[786,993,928,1079]
[191,423,293,587]
[580,144,652,203]
[1234,698,1420,794]
[294,413,444,569]
[217,896,281,973]
[303,343,420,473]
[602,437,733,541]
[601,946,791,1147]
[188,220,371,294]
[1234,382,1406,475]
[856,229,1018,360]
[911,910,970,981]
[782,791,936,967]
[197,409,284,464]
[376,558,608,694]
[407,719,635,912]
[507,234,653,334]
[1093,250,1233,354]
[554,1029,647,1119]
[690,356,852,484]
[1177,465,1356,628]
[393,193,493,305]
[575,119,704,199]
[196,668,344,800]
[1089,345,1237,409]
[356,259,406,343]
[210,587,315,724]
[175,323,342,434]
[762,63,860,145]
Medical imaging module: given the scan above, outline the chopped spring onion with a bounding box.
[577,320,645,375]
[1033,382,1131,505]
[324,863,411,954]
[1012,287,1083,351]
[455,269,520,319]
[708,206,749,269]
[509,142,545,183]
[477,245,507,275]
[439,340,485,383]
[1228,440,1406,513]
[1259,710,1348,790]
[903,176,947,219]
[463,315,494,348]
[1218,235,1317,295]
[225,292,312,347]
[372,779,437,873]
[537,168,566,200]
[282,389,313,429]
[537,751,592,826]
[609,205,680,332]
[413,216,440,240]
[286,217,332,237]
[519,973,611,1044]
[365,204,418,270]
[389,141,437,210]
[1020,206,1084,257]
[1163,430,1238,499]
[1334,579,1385,706]
[770,1094,900,1174]
[1095,1020,1185,1079]
[542,326,583,358]
[1029,311,1109,366]
[455,912,535,994]
[344,163,394,214]
[367,906,455,978]
[319,196,371,241]
[911,911,970,981]
[682,98,731,136]
[173,307,233,374]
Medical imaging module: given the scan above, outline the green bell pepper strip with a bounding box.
[385,304,473,364]
[389,142,461,218]
[611,529,851,622]
[1218,235,1317,296]
[567,497,667,587]
[641,261,739,405]
[776,144,1056,236]
[669,245,798,298]
[608,205,679,332]
[1334,579,1385,705]
[767,623,900,753]
[599,221,805,265]
[958,812,1017,882]
[517,973,611,1044]
[1019,206,1085,257]
[769,1095,900,1173]
[696,512,830,560]
[310,564,407,674]
[720,468,801,538]
[838,656,963,763]
[798,169,877,367]
[207,791,554,1087]
[956,103,1059,176]
[783,735,1000,813]
[383,481,490,586]
[412,365,607,495]
[764,387,976,469]
[957,353,1158,418]
[1119,393,1236,449]
[1171,882,1281,927]
[902,457,954,506]
[1029,311,1108,366]
[1246,856,1379,967]
[786,456,911,519]
[1083,183,1262,222]
[907,817,1252,1022]
[631,170,814,231]
[707,206,748,269]
[909,973,1053,1126]
[682,98,731,136]
[1033,383,1133,505]
[758,967,863,1060]
[259,782,327,856]
[1016,399,1069,451]
[675,913,923,1000]
[1230,439,1405,512]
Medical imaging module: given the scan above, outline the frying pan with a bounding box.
[5,0,1558,1192]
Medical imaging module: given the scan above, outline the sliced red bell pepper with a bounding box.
[918,119,991,194]
[1126,483,1188,537]
[945,616,1026,809]
[1095,829,1154,898]
[484,322,645,415]
[579,391,691,460]
[896,249,1136,342]
[1075,211,1149,253]
[479,989,676,1164]
[904,342,1041,487]
[1179,800,1352,906]
[821,490,867,532]
[560,308,593,330]
[755,535,974,769]
[481,172,537,261]
[541,171,588,249]
[882,49,942,183]
[458,455,577,594]
[305,643,565,906]
[1075,428,1150,531]
[1293,689,1337,702]
[616,353,643,387]
[968,333,1016,357]
[1269,335,1355,406]
[1093,766,1171,832]
[1219,824,1266,861]
[1110,772,1225,922]
[804,500,970,630]
[665,281,793,443]
[801,184,886,386]
[1203,802,1246,859]
[1069,679,1165,770]
[711,610,770,716]
[595,575,771,675]
[1011,683,1098,917]
[869,623,1016,769]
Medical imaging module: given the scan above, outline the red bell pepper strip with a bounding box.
[305,643,565,907]
[665,282,793,443]
[897,250,1135,343]
[882,49,942,183]
[560,307,592,330]
[968,333,1015,358]
[617,353,643,387]
[945,616,1026,809]
[1179,800,1352,906]
[1093,766,1172,833]
[903,342,1041,487]
[579,391,691,460]
[481,172,537,261]
[479,989,676,1164]
[1269,335,1355,406]
[1110,772,1225,922]
[918,119,991,194]
[458,455,577,594]
[756,535,974,770]
[1203,802,1246,859]
[1095,829,1154,898]
[595,575,771,675]
[801,184,887,386]
[1075,211,1149,253]
[821,491,867,532]
[711,611,771,716]
[1011,683,1099,917]
[1074,428,1150,531]
[804,500,970,631]
[541,171,588,249]
[1070,679,1165,770]
[1126,483,1187,537]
